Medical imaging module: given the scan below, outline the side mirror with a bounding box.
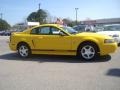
[59,31,66,36]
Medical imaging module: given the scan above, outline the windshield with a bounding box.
[104,25,120,31]
[61,26,78,34]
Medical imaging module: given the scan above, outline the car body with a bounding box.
[9,24,117,60]
[96,24,120,45]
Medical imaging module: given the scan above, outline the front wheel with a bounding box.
[78,43,99,60]
[18,44,31,58]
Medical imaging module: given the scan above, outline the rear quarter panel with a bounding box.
[10,33,34,51]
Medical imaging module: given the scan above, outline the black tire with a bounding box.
[17,43,31,58]
[77,42,99,61]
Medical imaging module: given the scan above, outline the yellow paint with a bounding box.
[9,24,118,56]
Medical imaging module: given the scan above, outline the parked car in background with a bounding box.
[73,24,95,32]
[4,31,11,36]
[96,24,120,45]
[73,25,86,32]
[9,24,117,60]
[0,31,11,36]
[0,31,5,36]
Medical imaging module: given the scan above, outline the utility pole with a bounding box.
[75,8,79,25]
[39,3,41,10]
[38,3,41,24]
[0,13,3,19]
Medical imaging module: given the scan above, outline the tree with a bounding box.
[27,9,48,24]
[63,18,76,27]
[27,12,37,22]
[0,19,11,31]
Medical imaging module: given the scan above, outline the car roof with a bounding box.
[37,24,64,28]
[23,24,67,33]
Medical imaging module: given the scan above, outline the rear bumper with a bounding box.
[9,43,17,51]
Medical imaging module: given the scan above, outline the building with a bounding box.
[12,22,40,32]
[80,18,120,25]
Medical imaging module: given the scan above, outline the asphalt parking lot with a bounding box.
[0,36,120,90]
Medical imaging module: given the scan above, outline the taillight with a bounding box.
[10,35,11,42]
[10,32,13,42]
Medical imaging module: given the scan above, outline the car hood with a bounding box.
[75,32,112,39]
[97,31,120,36]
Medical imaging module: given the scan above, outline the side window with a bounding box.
[31,27,50,35]
[31,27,40,34]
[40,27,50,34]
[51,27,60,35]
[31,29,36,34]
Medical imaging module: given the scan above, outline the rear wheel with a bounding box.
[78,43,99,60]
[17,44,31,58]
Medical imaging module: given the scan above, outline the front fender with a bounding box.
[72,37,102,50]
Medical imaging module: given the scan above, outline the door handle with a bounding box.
[38,37,43,39]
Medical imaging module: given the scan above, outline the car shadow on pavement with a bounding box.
[106,68,120,77]
[0,53,111,63]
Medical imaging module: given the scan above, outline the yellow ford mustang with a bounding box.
[9,24,117,60]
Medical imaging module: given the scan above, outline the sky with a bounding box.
[0,0,120,25]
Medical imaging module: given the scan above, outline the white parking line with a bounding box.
[0,36,10,40]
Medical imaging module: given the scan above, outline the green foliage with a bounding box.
[0,19,11,31]
[27,9,48,24]
[63,18,77,27]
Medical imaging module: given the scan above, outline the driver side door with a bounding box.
[31,26,72,51]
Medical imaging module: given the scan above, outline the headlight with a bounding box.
[104,39,115,43]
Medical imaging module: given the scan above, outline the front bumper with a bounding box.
[100,43,118,55]
[112,37,120,44]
